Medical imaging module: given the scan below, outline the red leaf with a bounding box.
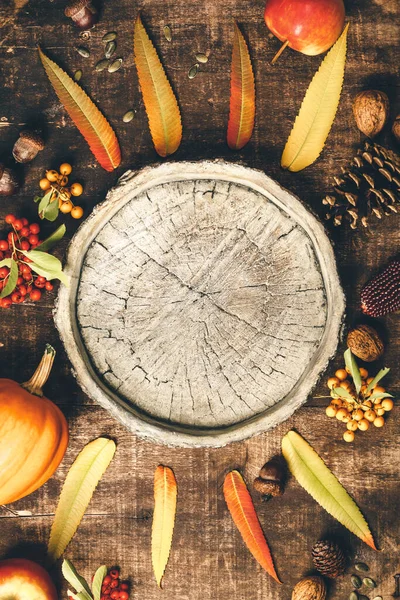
[227,23,255,150]
[38,47,121,172]
[223,470,281,583]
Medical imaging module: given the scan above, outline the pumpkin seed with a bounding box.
[188,63,199,79]
[76,46,90,58]
[355,563,370,573]
[95,58,109,72]
[349,592,358,600]
[105,40,116,59]
[108,58,123,73]
[74,69,82,81]
[163,25,172,42]
[363,578,376,589]
[373,596,383,600]
[122,110,135,123]
[195,52,208,63]
[351,576,362,589]
[102,31,117,43]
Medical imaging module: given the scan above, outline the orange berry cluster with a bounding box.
[326,367,394,443]
[39,163,84,219]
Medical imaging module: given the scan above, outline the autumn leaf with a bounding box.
[227,22,255,150]
[281,24,349,172]
[152,465,177,587]
[223,470,281,582]
[134,15,182,157]
[38,47,121,172]
[47,438,116,562]
[282,430,377,550]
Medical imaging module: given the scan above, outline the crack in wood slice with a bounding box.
[77,179,327,429]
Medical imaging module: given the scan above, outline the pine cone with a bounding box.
[361,258,400,317]
[323,142,400,229]
[311,539,347,578]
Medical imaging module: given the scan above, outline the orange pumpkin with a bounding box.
[0,344,68,505]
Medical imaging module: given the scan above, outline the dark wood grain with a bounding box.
[0,0,399,598]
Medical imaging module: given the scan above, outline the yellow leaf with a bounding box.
[227,23,256,150]
[281,24,349,172]
[152,465,177,587]
[38,48,121,172]
[47,438,116,562]
[282,430,377,550]
[134,15,182,157]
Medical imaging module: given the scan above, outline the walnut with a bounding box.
[353,90,389,138]
[393,115,400,144]
[347,324,384,362]
[292,576,327,600]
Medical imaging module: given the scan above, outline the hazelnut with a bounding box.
[392,115,400,144]
[0,164,18,196]
[292,576,327,600]
[12,131,45,163]
[65,0,99,30]
[352,90,389,138]
[347,324,384,363]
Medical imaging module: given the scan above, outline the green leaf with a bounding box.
[0,259,18,299]
[344,349,362,395]
[38,190,53,218]
[368,391,393,402]
[21,249,69,286]
[330,386,355,402]
[47,438,116,563]
[0,259,12,269]
[34,195,42,203]
[92,565,107,600]
[36,224,66,252]
[282,430,377,550]
[44,196,60,221]
[62,560,93,600]
[366,368,390,394]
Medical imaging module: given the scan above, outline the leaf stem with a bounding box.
[21,344,56,396]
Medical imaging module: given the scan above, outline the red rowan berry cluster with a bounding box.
[0,214,54,308]
[100,568,130,600]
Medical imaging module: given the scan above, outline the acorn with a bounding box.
[64,0,99,30]
[361,258,400,317]
[12,131,45,163]
[0,164,18,196]
[253,455,287,500]
[347,324,384,363]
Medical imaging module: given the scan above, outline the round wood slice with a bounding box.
[55,161,345,447]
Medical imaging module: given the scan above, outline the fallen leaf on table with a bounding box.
[152,465,177,587]
[47,438,116,562]
[134,15,182,157]
[62,559,93,600]
[282,430,377,550]
[227,22,255,150]
[38,47,121,172]
[223,470,281,583]
[91,565,107,600]
[281,24,349,172]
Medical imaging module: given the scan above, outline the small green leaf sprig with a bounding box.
[62,560,130,600]
[0,222,68,304]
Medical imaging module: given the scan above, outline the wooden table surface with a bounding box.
[0,0,399,598]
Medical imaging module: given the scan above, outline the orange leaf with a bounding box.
[152,465,177,587]
[223,470,281,583]
[227,23,255,150]
[38,47,121,172]
[134,15,182,157]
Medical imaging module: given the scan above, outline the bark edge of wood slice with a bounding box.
[54,160,345,447]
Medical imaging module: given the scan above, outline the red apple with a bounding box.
[0,559,57,600]
[264,0,345,61]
